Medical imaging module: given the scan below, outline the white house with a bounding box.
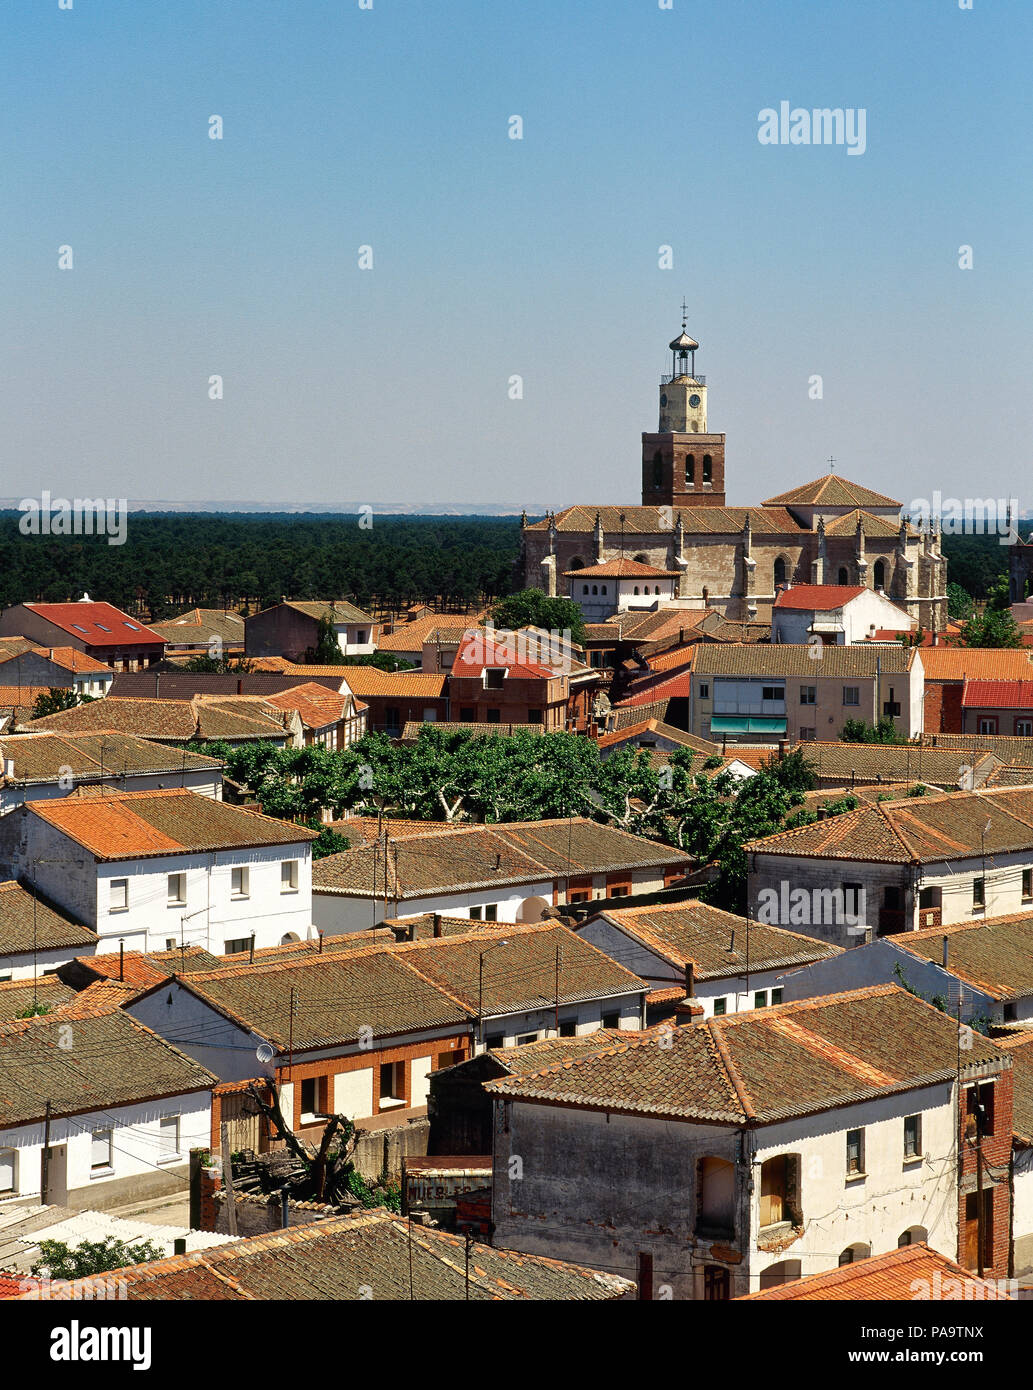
[747,785,1033,948]
[311,819,691,935]
[0,1003,215,1211]
[574,900,840,1018]
[488,984,1011,1298]
[0,880,99,982]
[0,788,317,955]
[772,583,916,645]
[566,558,681,623]
[0,730,224,816]
[1000,1034,1033,1276]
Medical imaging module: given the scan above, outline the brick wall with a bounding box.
[956,1066,1013,1281]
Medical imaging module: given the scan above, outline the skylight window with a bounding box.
[123,622,139,629]
[95,624,111,632]
[71,624,88,633]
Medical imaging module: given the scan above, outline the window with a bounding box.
[601,1012,620,1030]
[485,1034,504,1051]
[904,1114,921,1160]
[559,1020,577,1037]
[978,717,999,735]
[301,1077,326,1121]
[712,997,727,1016]
[846,1128,865,1177]
[973,877,986,908]
[165,939,177,951]
[967,1081,995,1138]
[516,1031,539,1046]
[633,586,640,596]
[754,990,768,1009]
[109,879,128,913]
[800,686,816,705]
[485,709,501,723]
[0,1147,15,1194]
[771,988,783,1005]
[167,873,186,906]
[873,560,886,590]
[527,709,542,724]
[843,686,860,706]
[883,686,901,718]
[384,705,401,730]
[281,860,299,893]
[484,668,506,690]
[1024,869,1033,903]
[686,454,695,484]
[703,1265,730,1300]
[761,686,783,703]
[1017,718,1033,737]
[699,683,709,700]
[469,906,483,920]
[484,905,498,922]
[583,584,589,595]
[837,567,849,586]
[799,727,816,742]
[460,707,475,722]
[884,885,902,910]
[91,1129,113,1171]
[918,886,935,909]
[773,557,786,587]
[379,1061,405,1104]
[702,454,712,482]
[158,1115,180,1161]
[224,937,249,955]
[231,867,250,899]
[843,883,864,920]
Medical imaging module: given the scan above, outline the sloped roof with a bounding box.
[919,648,1033,682]
[25,695,289,742]
[16,1208,633,1301]
[773,584,866,611]
[894,911,1033,1002]
[0,730,223,785]
[962,679,1033,710]
[0,976,77,1023]
[0,881,98,956]
[313,818,687,899]
[738,1242,1008,1301]
[24,787,316,860]
[263,682,357,728]
[250,599,373,625]
[525,506,805,536]
[0,1004,217,1128]
[692,643,913,677]
[378,611,486,654]
[823,509,908,538]
[70,944,223,990]
[487,985,1003,1125]
[585,901,840,979]
[761,474,901,508]
[784,740,999,788]
[747,785,1033,864]
[564,558,679,579]
[276,667,447,698]
[21,603,165,648]
[0,640,112,674]
[595,719,720,756]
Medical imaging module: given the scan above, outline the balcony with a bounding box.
[660,374,706,386]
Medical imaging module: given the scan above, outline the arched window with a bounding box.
[592,585,598,595]
[601,585,607,595]
[773,557,786,587]
[838,567,849,586]
[633,586,640,596]
[702,454,713,482]
[652,451,663,487]
[873,559,886,590]
[839,1244,871,1266]
[582,585,589,596]
[899,1226,928,1247]
[654,585,661,594]
[759,1260,802,1291]
[686,454,695,485]
[569,556,584,571]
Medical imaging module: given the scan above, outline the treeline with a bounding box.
[940,532,1023,601]
[0,513,521,619]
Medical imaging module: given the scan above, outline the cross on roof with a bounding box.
[827,455,837,472]
[680,299,689,328]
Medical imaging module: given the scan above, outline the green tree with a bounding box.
[761,747,818,792]
[488,589,586,645]
[840,717,907,745]
[946,582,975,621]
[309,826,351,859]
[31,688,92,719]
[960,607,1022,648]
[307,613,347,665]
[31,1236,165,1279]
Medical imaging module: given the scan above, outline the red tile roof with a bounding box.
[21,603,164,648]
[773,584,866,611]
[738,1242,1008,1300]
[962,679,1033,710]
[919,648,1033,682]
[563,558,680,579]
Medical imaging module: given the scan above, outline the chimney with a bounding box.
[154,671,159,698]
[684,960,695,998]
[280,1188,290,1229]
[173,1238,186,1256]
[119,938,125,982]
[942,935,949,969]
[249,934,255,964]
[318,931,324,953]
[432,913,443,938]
[237,678,244,695]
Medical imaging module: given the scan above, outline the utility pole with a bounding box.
[41,1099,52,1204]
[220,1121,239,1237]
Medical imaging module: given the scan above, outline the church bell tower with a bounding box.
[641,307,726,508]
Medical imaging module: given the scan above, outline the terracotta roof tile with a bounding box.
[738,1242,1008,1300]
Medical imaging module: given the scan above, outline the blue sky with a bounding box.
[2,0,1029,511]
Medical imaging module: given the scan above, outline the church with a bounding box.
[520,316,947,631]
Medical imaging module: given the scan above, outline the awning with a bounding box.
[710,716,787,734]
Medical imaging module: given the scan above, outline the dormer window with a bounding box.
[484,668,506,690]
